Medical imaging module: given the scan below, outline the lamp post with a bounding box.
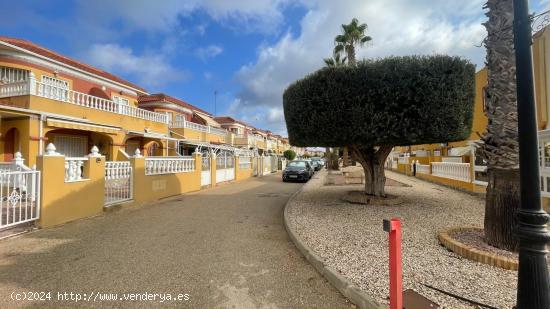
[513,0,550,308]
[214,90,218,117]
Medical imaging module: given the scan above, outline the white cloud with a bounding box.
[86,44,187,88]
[73,0,293,36]
[196,45,223,61]
[231,0,488,135]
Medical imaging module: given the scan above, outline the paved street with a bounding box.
[0,173,351,308]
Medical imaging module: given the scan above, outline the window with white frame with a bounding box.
[113,96,130,112]
[113,96,130,105]
[54,135,88,157]
[41,75,69,89]
[0,67,29,83]
[41,75,69,100]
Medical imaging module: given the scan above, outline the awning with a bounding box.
[46,118,120,134]
[448,146,473,156]
[194,112,221,128]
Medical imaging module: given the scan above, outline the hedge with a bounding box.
[283,55,476,147]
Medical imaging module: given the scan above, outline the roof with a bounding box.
[214,116,251,127]
[0,36,147,93]
[138,93,211,115]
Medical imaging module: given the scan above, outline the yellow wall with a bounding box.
[130,154,202,204]
[235,157,254,181]
[37,154,105,228]
[534,29,550,129]
[0,116,41,166]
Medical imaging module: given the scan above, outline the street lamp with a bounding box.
[512,0,550,308]
[214,90,218,117]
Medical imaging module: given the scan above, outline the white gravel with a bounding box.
[287,170,517,309]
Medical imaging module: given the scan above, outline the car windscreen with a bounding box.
[288,161,306,168]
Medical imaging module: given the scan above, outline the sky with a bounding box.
[1,0,549,136]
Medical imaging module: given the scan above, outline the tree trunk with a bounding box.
[484,168,520,251]
[350,145,393,197]
[479,0,519,252]
[343,147,349,167]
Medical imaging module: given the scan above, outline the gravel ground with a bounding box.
[287,170,517,309]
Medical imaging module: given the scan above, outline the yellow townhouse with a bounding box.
[388,25,550,202]
[0,37,277,232]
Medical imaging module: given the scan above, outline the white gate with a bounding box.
[104,161,132,206]
[216,151,235,183]
[263,156,271,175]
[0,170,40,230]
[270,156,278,172]
[201,152,211,186]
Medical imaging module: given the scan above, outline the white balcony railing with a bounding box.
[145,156,195,175]
[431,162,471,182]
[416,163,430,174]
[169,118,228,136]
[65,157,88,182]
[0,78,169,124]
[210,127,228,136]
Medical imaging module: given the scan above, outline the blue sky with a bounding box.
[1,0,548,135]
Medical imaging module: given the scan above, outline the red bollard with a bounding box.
[383,218,403,309]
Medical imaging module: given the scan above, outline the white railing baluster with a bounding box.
[431,162,471,182]
[64,157,89,182]
[1,80,168,123]
[144,156,195,175]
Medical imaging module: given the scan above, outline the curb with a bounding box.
[438,227,518,271]
[283,171,384,309]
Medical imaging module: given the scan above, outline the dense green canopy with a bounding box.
[283,55,475,147]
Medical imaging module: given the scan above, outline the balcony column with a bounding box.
[28,71,36,94]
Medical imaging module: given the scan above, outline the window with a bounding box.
[0,67,29,83]
[113,96,130,113]
[41,76,69,100]
[41,75,69,89]
[54,135,87,157]
[288,161,306,168]
[113,96,130,105]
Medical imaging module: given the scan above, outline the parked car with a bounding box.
[304,159,316,173]
[282,160,314,182]
[310,157,323,171]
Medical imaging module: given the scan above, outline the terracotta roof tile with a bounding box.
[214,116,252,128]
[0,36,147,93]
[138,93,210,115]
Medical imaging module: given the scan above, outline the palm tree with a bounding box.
[333,18,372,166]
[323,53,347,67]
[334,18,372,65]
[478,0,519,251]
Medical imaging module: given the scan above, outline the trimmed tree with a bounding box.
[283,149,296,161]
[283,55,475,196]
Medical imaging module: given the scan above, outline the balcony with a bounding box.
[0,78,169,124]
[170,119,228,136]
[170,118,230,145]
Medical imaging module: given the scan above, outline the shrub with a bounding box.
[283,55,475,196]
[283,149,296,160]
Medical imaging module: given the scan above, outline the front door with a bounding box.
[4,128,16,161]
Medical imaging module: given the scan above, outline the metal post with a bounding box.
[513,1,550,308]
[383,218,403,309]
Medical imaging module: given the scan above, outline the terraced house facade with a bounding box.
[0,37,296,231]
[387,26,550,209]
